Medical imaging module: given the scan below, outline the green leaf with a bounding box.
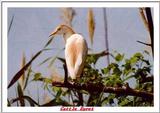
[144,50,150,55]
[48,56,58,67]
[23,66,32,90]
[44,78,52,84]
[10,96,40,106]
[101,68,109,74]
[123,69,132,76]
[43,83,50,90]
[42,98,70,106]
[115,53,124,62]
[87,50,109,64]
[107,94,115,105]
[113,67,122,76]
[130,57,138,65]
[52,87,61,92]
[133,53,143,59]
[44,36,55,48]
[101,97,109,105]
[56,89,62,98]
[79,90,89,94]
[33,73,42,81]
[109,63,119,69]
[39,57,52,66]
[123,60,132,75]
[7,99,11,106]
[142,59,150,65]
[119,98,130,106]
[17,83,25,106]
[62,89,71,96]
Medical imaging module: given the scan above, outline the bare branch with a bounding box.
[137,40,151,46]
[52,82,153,100]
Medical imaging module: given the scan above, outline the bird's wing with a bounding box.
[65,36,78,79]
[74,36,88,78]
[65,34,88,79]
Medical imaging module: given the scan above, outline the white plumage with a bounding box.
[65,34,88,79]
[50,25,88,80]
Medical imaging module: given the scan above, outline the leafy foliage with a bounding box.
[8,50,153,106]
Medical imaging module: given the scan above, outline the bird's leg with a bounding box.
[63,64,68,85]
[72,77,83,106]
[72,78,81,86]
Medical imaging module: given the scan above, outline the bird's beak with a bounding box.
[49,30,58,37]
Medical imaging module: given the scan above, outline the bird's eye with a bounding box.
[57,28,61,31]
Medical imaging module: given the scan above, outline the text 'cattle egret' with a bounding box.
[49,25,88,80]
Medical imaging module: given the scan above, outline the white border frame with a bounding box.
[2,1,160,112]
[1,0,160,2]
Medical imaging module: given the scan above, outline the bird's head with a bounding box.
[49,24,75,37]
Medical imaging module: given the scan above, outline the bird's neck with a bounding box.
[63,27,75,43]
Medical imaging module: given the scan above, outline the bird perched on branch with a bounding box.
[49,25,88,81]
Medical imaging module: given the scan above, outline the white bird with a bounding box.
[49,25,88,80]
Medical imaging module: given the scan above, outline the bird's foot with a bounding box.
[69,80,81,87]
[73,82,81,87]
[63,79,69,85]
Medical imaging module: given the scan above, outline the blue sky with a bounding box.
[8,8,152,105]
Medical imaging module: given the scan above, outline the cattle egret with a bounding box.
[49,25,88,80]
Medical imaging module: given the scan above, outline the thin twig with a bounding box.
[8,15,14,35]
[137,40,151,46]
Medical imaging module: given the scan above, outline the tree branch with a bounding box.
[52,82,153,100]
[145,8,154,56]
[137,40,151,46]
